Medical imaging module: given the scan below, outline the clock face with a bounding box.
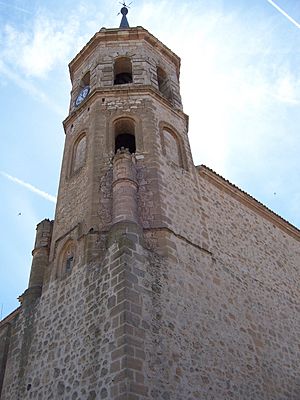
[75,86,90,107]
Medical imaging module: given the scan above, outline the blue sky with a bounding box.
[0,0,299,318]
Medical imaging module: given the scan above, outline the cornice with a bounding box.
[68,26,181,81]
[197,165,300,241]
[63,85,188,130]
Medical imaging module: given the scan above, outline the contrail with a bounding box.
[0,61,65,117]
[1,172,57,203]
[267,0,300,29]
[0,1,32,14]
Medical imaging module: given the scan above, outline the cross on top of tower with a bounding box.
[119,1,131,28]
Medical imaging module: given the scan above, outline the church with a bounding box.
[0,6,299,400]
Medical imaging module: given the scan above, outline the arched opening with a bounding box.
[114,118,136,153]
[157,66,171,100]
[59,241,75,277]
[163,128,182,167]
[71,134,86,173]
[65,255,74,273]
[80,71,90,88]
[114,57,132,85]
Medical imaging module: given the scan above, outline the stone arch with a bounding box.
[71,133,87,175]
[107,115,143,155]
[157,66,172,101]
[58,240,76,278]
[160,122,187,170]
[114,117,136,153]
[114,57,132,85]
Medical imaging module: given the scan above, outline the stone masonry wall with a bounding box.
[197,171,300,300]
[1,224,154,400]
[1,167,300,399]
[143,227,299,399]
[138,167,300,399]
[0,322,11,395]
[2,25,299,400]
[52,92,188,272]
[69,37,182,114]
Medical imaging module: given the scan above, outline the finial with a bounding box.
[119,2,131,28]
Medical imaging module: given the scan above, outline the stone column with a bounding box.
[106,149,149,398]
[21,219,53,306]
[112,148,139,225]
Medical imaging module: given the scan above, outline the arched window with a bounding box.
[157,66,172,101]
[162,128,182,167]
[65,254,74,273]
[114,118,136,153]
[114,57,132,85]
[72,134,87,173]
[60,241,75,276]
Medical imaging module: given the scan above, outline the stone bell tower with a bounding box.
[1,6,199,400]
[46,5,192,272]
[2,5,300,400]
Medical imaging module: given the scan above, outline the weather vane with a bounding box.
[120,1,132,9]
[118,1,132,28]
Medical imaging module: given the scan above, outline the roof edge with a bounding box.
[197,165,300,241]
[0,307,21,329]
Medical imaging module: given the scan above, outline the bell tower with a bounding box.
[36,8,197,398]
[2,7,202,400]
[46,6,194,285]
[2,6,300,400]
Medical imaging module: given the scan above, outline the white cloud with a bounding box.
[275,73,300,105]
[0,3,108,111]
[1,171,57,203]
[0,2,110,80]
[159,3,300,176]
[1,12,80,78]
